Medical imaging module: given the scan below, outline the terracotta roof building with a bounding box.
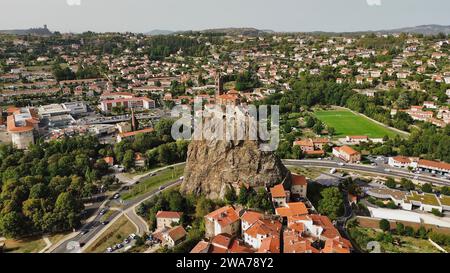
[204,206,240,238]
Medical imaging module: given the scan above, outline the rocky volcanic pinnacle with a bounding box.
[180,139,291,199]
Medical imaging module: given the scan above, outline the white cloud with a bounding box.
[66,0,81,6]
[366,0,382,6]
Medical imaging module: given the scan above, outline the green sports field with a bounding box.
[314,109,398,138]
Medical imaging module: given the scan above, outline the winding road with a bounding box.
[51,165,183,253]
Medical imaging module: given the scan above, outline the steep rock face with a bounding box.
[181,140,291,199]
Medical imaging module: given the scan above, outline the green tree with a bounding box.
[53,192,83,231]
[0,211,27,237]
[385,177,397,189]
[396,223,405,235]
[155,119,175,142]
[379,219,391,232]
[421,183,433,193]
[122,150,135,170]
[224,187,237,204]
[237,185,249,205]
[441,186,450,196]
[317,187,344,220]
[401,178,415,191]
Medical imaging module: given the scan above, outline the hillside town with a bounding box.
[0,27,450,255]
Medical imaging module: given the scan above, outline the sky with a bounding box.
[0,0,449,33]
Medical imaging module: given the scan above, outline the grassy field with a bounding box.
[1,232,69,253]
[349,227,441,253]
[85,216,136,253]
[100,210,116,222]
[288,166,331,179]
[2,236,46,253]
[121,164,185,201]
[314,109,398,138]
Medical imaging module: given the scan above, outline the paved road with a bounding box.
[283,159,450,186]
[124,208,149,235]
[52,177,182,253]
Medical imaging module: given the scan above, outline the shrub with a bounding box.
[379,219,391,232]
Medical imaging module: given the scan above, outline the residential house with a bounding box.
[163,225,187,248]
[291,174,308,198]
[204,206,240,238]
[345,135,369,144]
[332,145,361,163]
[283,229,319,253]
[275,202,309,219]
[156,211,183,229]
[243,219,282,250]
[270,184,289,207]
[240,211,264,231]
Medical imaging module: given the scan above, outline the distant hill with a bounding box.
[145,29,175,36]
[378,25,450,35]
[0,26,52,36]
[197,27,274,36]
[307,25,450,36]
[145,25,449,37]
[145,27,274,36]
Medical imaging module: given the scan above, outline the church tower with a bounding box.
[215,74,224,96]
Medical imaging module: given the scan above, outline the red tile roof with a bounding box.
[283,230,319,254]
[418,159,450,171]
[322,238,351,253]
[119,127,154,138]
[103,157,114,165]
[244,219,282,239]
[257,235,280,253]
[205,206,239,228]
[392,156,412,164]
[275,202,308,218]
[211,233,233,249]
[190,241,210,253]
[240,211,264,225]
[336,145,359,156]
[270,184,286,198]
[156,211,183,219]
[167,226,187,242]
[291,174,307,186]
[6,115,35,133]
